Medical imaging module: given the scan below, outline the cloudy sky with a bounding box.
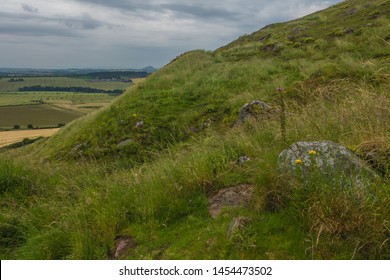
[0,0,341,69]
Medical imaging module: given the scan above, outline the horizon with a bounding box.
[0,66,158,71]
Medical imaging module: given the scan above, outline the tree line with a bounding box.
[19,85,124,96]
[8,78,24,82]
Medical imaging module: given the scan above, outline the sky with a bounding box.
[0,0,341,69]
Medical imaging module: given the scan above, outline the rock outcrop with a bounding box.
[277,141,378,187]
[237,100,274,123]
[208,184,254,218]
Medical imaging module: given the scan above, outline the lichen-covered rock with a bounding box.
[208,184,254,218]
[277,141,378,187]
[238,155,251,165]
[237,100,273,123]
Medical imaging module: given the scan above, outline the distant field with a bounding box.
[0,104,83,129]
[0,76,140,128]
[0,92,113,106]
[0,76,131,92]
[0,128,60,147]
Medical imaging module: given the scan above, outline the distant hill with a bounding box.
[131,66,158,73]
[0,67,158,77]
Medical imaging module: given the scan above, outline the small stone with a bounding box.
[69,142,86,156]
[238,156,251,165]
[291,26,308,33]
[345,8,358,16]
[202,119,212,128]
[135,120,144,128]
[117,139,134,147]
[113,236,136,259]
[258,33,271,42]
[237,100,273,123]
[262,43,283,52]
[208,184,254,218]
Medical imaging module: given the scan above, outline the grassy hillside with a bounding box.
[0,0,389,260]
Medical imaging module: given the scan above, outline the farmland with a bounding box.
[0,73,142,147]
[0,104,83,129]
[0,92,114,114]
[0,76,131,92]
[0,76,131,113]
[0,75,139,144]
[0,76,139,129]
[0,128,60,147]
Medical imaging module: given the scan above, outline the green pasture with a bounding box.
[0,92,114,107]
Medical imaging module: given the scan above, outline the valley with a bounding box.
[0,73,146,146]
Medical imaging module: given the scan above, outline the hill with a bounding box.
[0,0,389,260]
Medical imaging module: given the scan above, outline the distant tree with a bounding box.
[58,123,65,128]
[27,124,34,129]
[13,125,20,129]
[8,78,24,82]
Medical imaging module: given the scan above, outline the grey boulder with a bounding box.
[277,141,378,187]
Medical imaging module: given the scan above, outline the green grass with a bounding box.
[0,0,389,260]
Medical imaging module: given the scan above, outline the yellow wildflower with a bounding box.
[295,159,303,165]
[308,150,317,155]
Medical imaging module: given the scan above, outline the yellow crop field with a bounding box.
[0,128,60,147]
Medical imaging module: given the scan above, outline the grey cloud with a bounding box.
[0,24,77,37]
[72,0,243,22]
[69,0,340,32]
[22,3,39,14]
[0,10,115,38]
[70,0,151,12]
[57,14,104,30]
[0,10,36,21]
[161,4,240,20]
